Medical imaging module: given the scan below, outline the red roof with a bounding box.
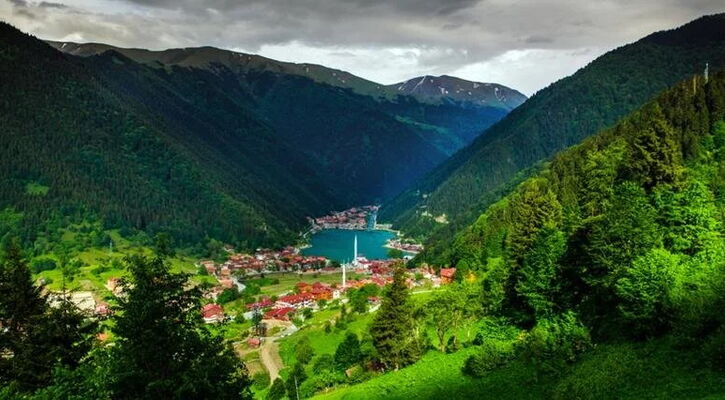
[264,307,295,319]
[440,268,456,279]
[278,293,314,304]
[202,303,224,318]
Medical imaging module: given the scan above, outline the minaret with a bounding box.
[353,234,358,266]
[705,62,709,83]
[342,259,346,288]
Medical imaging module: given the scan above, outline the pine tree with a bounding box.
[109,254,252,400]
[334,332,363,370]
[0,240,49,390]
[369,264,422,370]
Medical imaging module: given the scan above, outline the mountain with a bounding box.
[0,22,523,249]
[48,41,525,159]
[381,13,725,259]
[0,22,341,248]
[388,75,526,110]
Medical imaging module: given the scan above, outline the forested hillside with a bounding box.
[0,22,340,250]
[382,13,725,255]
[312,67,725,400]
[444,68,724,331]
[50,41,525,200]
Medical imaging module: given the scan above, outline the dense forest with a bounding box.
[382,13,725,256]
[0,21,523,255]
[442,68,725,337]
[50,41,523,202]
[0,22,347,252]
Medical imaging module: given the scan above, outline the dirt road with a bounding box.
[260,339,283,380]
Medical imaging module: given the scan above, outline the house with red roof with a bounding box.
[440,268,457,284]
[264,307,295,321]
[202,303,224,324]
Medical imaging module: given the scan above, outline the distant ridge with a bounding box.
[389,75,526,110]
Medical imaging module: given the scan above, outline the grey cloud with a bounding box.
[38,1,67,8]
[1,0,723,92]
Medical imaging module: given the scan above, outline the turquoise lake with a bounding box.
[301,229,395,261]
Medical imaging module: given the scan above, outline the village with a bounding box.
[197,244,456,327]
[308,205,379,231]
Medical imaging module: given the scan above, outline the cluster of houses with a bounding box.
[309,205,379,231]
[200,247,328,280]
[386,238,424,254]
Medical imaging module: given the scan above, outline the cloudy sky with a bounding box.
[1,0,722,95]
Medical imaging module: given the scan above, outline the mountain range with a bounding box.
[0,23,524,249]
[380,13,725,265]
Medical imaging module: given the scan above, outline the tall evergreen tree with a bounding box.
[109,254,252,400]
[369,264,422,370]
[0,240,48,390]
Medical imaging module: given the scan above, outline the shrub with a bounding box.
[295,337,315,365]
[266,378,286,400]
[217,288,241,304]
[463,340,516,377]
[520,311,592,374]
[252,371,270,389]
[30,257,57,273]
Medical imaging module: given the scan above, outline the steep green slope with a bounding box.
[0,23,337,248]
[49,42,523,200]
[382,13,725,249]
[315,64,725,400]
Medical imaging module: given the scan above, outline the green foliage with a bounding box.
[217,288,241,304]
[387,14,725,263]
[334,332,364,371]
[615,248,681,336]
[348,284,380,313]
[515,226,566,318]
[252,371,270,390]
[520,312,592,374]
[370,264,425,370]
[30,256,58,274]
[463,341,516,377]
[387,248,404,259]
[0,241,94,392]
[108,254,252,399]
[294,337,316,365]
[266,378,286,400]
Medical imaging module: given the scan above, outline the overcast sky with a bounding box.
[1,0,722,95]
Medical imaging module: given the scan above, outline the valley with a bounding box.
[0,7,724,400]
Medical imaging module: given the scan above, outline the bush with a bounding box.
[462,340,516,377]
[252,371,270,389]
[266,378,286,400]
[520,311,592,374]
[294,337,315,365]
[30,257,57,273]
[217,288,241,304]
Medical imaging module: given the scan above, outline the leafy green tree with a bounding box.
[286,363,307,400]
[615,248,681,336]
[506,178,563,267]
[370,264,423,370]
[334,332,363,370]
[294,337,315,365]
[348,284,379,313]
[217,288,241,304]
[425,289,465,352]
[585,182,662,289]
[387,248,404,259]
[109,254,252,400]
[266,378,286,400]
[0,241,50,390]
[153,232,175,259]
[516,226,566,319]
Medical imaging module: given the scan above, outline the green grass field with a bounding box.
[313,337,725,400]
